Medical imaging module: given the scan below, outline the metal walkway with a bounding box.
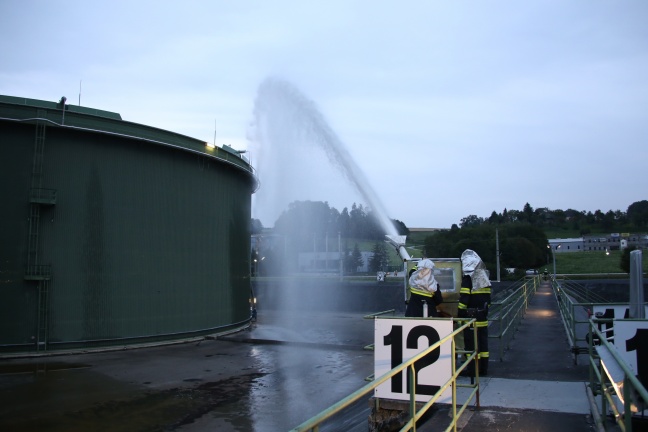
[417,280,596,431]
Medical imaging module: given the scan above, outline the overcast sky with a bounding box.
[2,1,647,229]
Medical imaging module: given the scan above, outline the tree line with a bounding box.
[457,200,648,234]
[252,200,408,246]
[423,224,548,277]
[426,200,648,277]
[251,200,407,275]
[251,199,648,276]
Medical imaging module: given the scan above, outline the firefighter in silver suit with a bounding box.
[458,249,491,376]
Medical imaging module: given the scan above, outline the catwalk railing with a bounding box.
[551,276,634,364]
[586,317,648,431]
[487,275,540,361]
[552,276,648,430]
[290,318,480,432]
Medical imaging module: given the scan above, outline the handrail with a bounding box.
[290,318,479,432]
[587,317,648,431]
[488,276,539,360]
[550,277,638,364]
[552,276,586,362]
[551,275,648,430]
[363,310,396,351]
[363,309,397,319]
[362,309,396,352]
[552,278,579,356]
[558,277,610,304]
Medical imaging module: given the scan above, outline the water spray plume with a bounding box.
[251,77,398,237]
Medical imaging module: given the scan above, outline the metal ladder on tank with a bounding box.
[24,110,56,351]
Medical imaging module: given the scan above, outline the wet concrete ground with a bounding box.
[0,311,376,432]
[0,280,617,431]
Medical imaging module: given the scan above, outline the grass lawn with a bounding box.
[549,249,647,275]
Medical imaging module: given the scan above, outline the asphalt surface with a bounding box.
[0,280,615,431]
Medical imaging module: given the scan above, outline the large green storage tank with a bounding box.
[0,95,258,353]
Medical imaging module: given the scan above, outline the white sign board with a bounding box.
[611,320,648,385]
[374,318,453,403]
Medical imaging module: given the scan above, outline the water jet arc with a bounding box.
[253,78,398,237]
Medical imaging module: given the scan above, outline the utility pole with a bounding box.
[496,228,500,282]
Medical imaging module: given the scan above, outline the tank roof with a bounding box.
[0,95,122,120]
[0,94,257,187]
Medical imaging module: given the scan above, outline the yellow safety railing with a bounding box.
[362,309,397,353]
[587,317,648,432]
[488,276,539,361]
[290,318,480,432]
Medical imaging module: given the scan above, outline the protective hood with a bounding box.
[461,249,490,290]
[408,258,438,293]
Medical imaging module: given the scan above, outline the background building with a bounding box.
[549,233,648,253]
[0,95,257,353]
[548,238,584,253]
[583,233,648,252]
